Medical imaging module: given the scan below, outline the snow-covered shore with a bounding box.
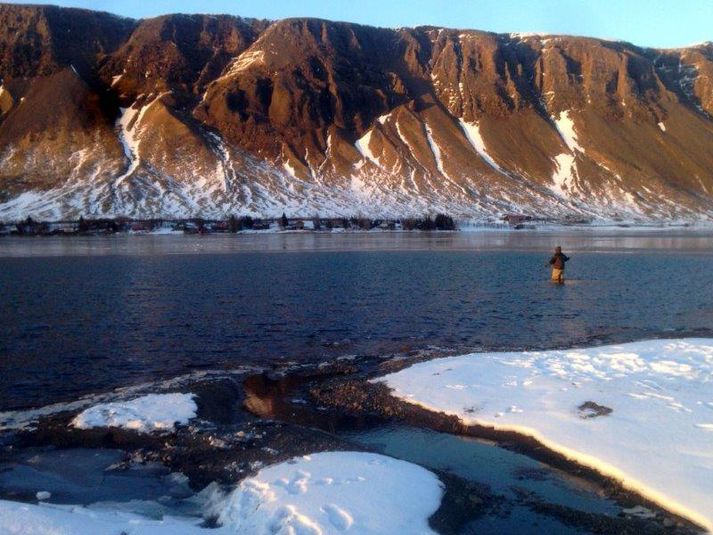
[0,452,442,534]
[219,451,442,533]
[71,393,198,433]
[377,339,713,532]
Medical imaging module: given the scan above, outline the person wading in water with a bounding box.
[549,246,569,284]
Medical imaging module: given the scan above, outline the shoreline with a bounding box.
[4,227,713,260]
[372,341,713,533]
[261,351,712,533]
[3,221,713,236]
[389,394,711,532]
[1,350,705,533]
[310,378,707,533]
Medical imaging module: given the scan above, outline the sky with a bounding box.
[7,0,712,48]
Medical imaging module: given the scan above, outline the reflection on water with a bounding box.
[2,232,713,410]
[2,229,713,256]
[348,426,621,534]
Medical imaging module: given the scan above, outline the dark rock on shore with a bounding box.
[0,353,705,534]
[578,400,614,418]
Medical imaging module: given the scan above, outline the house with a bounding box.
[503,214,532,226]
[47,222,77,234]
[213,221,229,232]
[130,222,149,233]
[327,218,348,229]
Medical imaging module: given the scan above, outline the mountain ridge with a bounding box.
[0,3,712,222]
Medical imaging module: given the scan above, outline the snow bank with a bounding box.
[377,339,713,531]
[1,369,260,432]
[0,452,442,534]
[71,393,197,433]
[219,451,442,534]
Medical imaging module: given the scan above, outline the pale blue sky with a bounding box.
[9,0,712,48]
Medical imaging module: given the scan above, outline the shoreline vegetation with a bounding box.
[2,213,460,236]
[0,213,703,236]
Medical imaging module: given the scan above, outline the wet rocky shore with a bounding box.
[0,351,704,534]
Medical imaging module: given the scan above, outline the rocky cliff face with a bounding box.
[0,4,712,221]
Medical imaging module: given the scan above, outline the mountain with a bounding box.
[0,4,712,222]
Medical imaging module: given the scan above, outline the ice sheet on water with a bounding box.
[0,500,207,535]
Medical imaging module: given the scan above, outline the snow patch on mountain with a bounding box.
[510,32,551,39]
[551,153,577,196]
[230,49,265,74]
[0,191,64,221]
[115,106,142,182]
[548,111,584,196]
[0,162,707,223]
[424,122,470,197]
[553,110,584,153]
[115,94,168,185]
[354,129,382,169]
[0,117,711,223]
[206,132,238,194]
[424,124,445,176]
[458,119,505,173]
[218,42,270,82]
[283,162,298,180]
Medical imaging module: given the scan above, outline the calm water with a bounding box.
[348,426,621,534]
[3,231,713,410]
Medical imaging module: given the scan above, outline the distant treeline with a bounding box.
[1,213,458,235]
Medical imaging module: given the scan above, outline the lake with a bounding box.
[2,229,713,410]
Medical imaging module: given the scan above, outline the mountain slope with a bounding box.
[0,4,712,221]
